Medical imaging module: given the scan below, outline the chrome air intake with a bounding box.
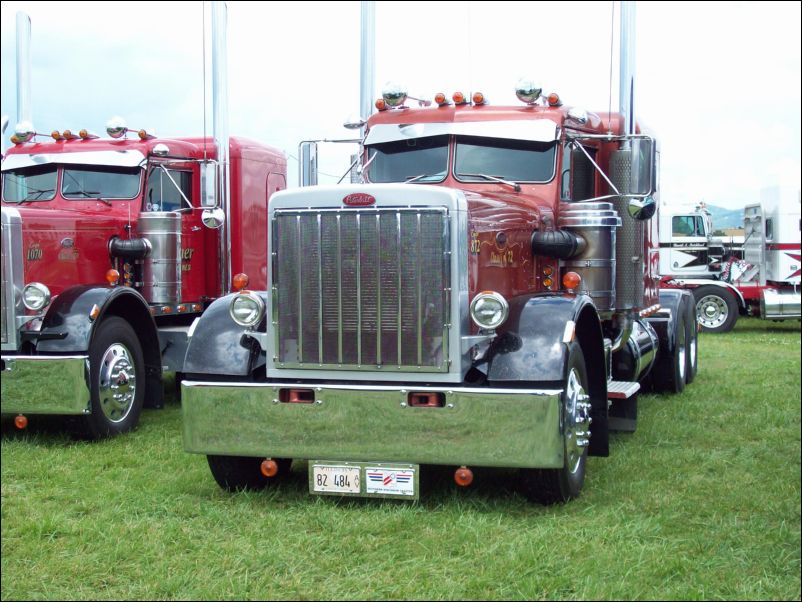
[272,207,450,372]
[138,212,181,305]
[558,202,621,311]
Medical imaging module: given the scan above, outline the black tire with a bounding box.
[692,285,738,333]
[81,316,145,439]
[683,294,699,384]
[653,304,687,394]
[520,343,590,504]
[207,455,291,492]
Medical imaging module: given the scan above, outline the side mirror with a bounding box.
[630,138,656,196]
[201,207,225,229]
[200,162,217,208]
[628,196,657,221]
[299,141,318,187]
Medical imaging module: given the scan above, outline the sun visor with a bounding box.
[2,149,147,172]
[365,120,559,146]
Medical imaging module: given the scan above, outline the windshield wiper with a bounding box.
[10,187,55,203]
[457,173,521,192]
[68,189,112,206]
[404,173,443,183]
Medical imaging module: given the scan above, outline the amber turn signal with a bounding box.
[106,269,120,286]
[454,466,474,487]
[14,415,28,430]
[563,271,582,290]
[232,273,249,291]
[261,459,279,478]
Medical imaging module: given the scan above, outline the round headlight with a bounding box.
[470,291,509,330]
[229,292,265,327]
[22,282,51,311]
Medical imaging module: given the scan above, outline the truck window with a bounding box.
[455,136,556,183]
[145,168,192,212]
[672,216,698,236]
[365,135,448,183]
[2,165,58,202]
[62,166,141,200]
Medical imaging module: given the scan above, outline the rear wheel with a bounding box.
[693,285,738,333]
[520,343,591,504]
[653,303,687,394]
[684,294,699,384]
[207,455,291,492]
[82,317,144,439]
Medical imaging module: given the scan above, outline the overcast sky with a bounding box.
[1,1,800,209]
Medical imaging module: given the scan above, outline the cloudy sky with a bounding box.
[1,1,800,209]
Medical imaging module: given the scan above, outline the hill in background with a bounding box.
[706,204,743,229]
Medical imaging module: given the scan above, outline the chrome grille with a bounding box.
[273,207,450,371]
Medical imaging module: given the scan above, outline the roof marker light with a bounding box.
[138,128,156,140]
[375,98,387,111]
[547,92,562,107]
[79,129,98,140]
[452,91,467,105]
[472,92,486,105]
[51,130,65,141]
[434,92,448,106]
[62,130,79,140]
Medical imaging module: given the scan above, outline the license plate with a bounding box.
[311,464,361,494]
[309,462,419,500]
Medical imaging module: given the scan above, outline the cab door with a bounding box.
[144,164,208,304]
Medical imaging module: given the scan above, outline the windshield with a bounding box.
[454,136,557,183]
[62,166,141,200]
[2,166,58,202]
[366,135,449,183]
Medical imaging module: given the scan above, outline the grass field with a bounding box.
[2,318,800,600]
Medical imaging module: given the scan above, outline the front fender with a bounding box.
[486,293,597,384]
[183,293,267,376]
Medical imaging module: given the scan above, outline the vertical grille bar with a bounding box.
[296,215,303,362]
[396,211,402,366]
[337,213,343,365]
[375,213,381,366]
[317,213,323,364]
[417,211,423,366]
[356,213,362,366]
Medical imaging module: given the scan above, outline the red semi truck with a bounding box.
[1,128,286,437]
[178,77,697,504]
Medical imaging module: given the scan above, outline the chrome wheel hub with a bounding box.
[98,343,137,423]
[565,368,592,474]
[697,294,728,329]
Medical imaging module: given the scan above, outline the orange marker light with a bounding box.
[543,277,554,288]
[79,129,90,139]
[15,415,28,430]
[563,271,582,290]
[434,92,447,105]
[51,130,64,141]
[375,98,387,111]
[454,466,474,487]
[472,92,485,105]
[452,91,466,105]
[89,304,101,321]
[260,459,279,478]
[548,92,562,107]
[106,269,120,286]
[542,265,554,276]
[232,273,249,291]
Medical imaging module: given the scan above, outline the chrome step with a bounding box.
[607,380,640,400]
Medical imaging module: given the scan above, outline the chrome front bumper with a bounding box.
[1,355,91,415]
[182,381,565,469]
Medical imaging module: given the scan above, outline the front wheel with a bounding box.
[520,343,591,504]
[652,302,687,394]
[82,316,144,439]
[693,285,738,333]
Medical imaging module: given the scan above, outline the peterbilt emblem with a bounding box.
[343,193,376,207]
[61,238,74,248]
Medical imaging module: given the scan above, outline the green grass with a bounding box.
[2,318,800,600]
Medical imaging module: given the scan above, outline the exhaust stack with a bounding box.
[211,1,231,296]
[16,12,32,127]
[360,1,376,130]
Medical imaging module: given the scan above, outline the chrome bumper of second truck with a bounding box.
[182,381,565,469]
[1,355,91,415]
